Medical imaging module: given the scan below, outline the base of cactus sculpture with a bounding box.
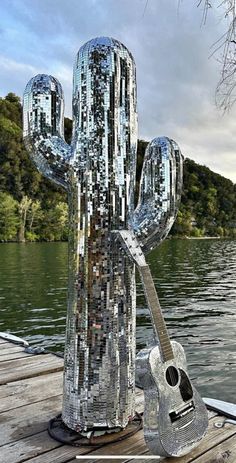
[48,412,143,446]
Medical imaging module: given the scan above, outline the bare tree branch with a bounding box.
[198,0,212,25]
[198,1,236,110]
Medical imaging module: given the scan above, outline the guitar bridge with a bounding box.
[170,401,195,423]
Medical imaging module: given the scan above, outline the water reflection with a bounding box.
[0,239,235,401]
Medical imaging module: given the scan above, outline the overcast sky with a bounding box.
[1,0,236,182]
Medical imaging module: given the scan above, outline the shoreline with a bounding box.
[184,236,221,240]
[0,236,234,244]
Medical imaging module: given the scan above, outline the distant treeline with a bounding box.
[0,93,236,242]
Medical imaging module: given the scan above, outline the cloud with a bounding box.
[0,56,37,74]
[0,0,236,182]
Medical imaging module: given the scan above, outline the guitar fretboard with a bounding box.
[139,265,174,362]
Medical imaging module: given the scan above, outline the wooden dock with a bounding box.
[0,337,236,463]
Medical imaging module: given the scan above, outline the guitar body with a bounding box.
[136,340,208,457]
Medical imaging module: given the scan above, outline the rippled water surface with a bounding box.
[0,239,235,401]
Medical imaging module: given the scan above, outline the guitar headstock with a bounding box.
[114,230,146,267]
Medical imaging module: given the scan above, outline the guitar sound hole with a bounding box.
[166,366,179,387]
[179,369,193,401]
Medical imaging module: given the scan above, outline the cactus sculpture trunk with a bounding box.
[23,37,183,433]
[64,40,138,431]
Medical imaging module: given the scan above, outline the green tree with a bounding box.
[28,200,42,232]
[18,196,32,242]
[40,202,68,241]
[172,209,193,236]
[0,192,18,241]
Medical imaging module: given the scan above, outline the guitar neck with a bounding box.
[116,230,174,363]
[139,264,174,363]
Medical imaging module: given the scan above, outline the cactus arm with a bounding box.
[130,136,183,254]
[23,74,71,190]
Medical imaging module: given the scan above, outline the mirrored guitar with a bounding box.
[116,230,208,457]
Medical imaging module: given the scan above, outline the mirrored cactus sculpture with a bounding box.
[23,37,183,433]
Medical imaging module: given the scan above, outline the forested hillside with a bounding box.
[0,93,235,241]
[174,158,236,237]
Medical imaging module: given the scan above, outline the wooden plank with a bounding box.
[0,395,62,446]
[0,354,63,385]
[0,343,25,351]
[0,371,63,412]
[0,430,61,463]
[127,457,161,463]
[192,432,236,462]
[0,339,11,345]
[0,351,34,361]
[64,432,146,463]
[25,432,145,463]
[25,447,94,463]
[0,354,56,370]
[0,429,100,463]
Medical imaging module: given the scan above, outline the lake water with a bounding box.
[0,239,235,402]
